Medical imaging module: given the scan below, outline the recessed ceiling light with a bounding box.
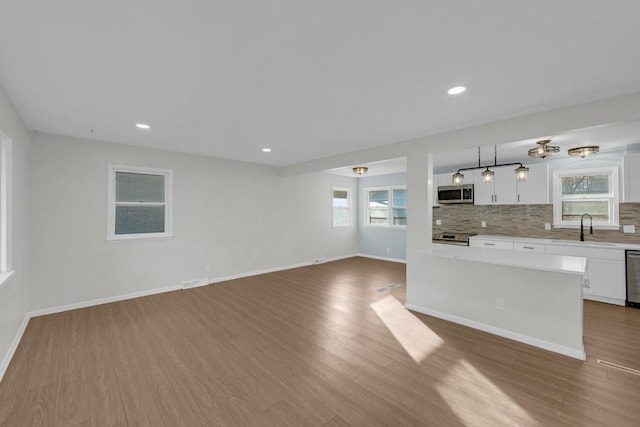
[136,123,151,129]
[262,148,272,153]
[447,86,466,95]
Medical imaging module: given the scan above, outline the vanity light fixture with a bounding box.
[528,139,559,159]
[353,166,368,176]
[452,145,529,186]
[136,123,150,130]
[262,147,272,153]
[568,146,599,158]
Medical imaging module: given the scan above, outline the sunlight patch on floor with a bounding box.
[370,295,443,363]
[436,359,536,426]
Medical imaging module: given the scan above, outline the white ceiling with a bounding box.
[2,1,640,166]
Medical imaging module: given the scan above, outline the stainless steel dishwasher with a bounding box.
[627,250,640,307]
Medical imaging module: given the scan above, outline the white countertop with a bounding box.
[424,243,586,275]
[469,235,640,251]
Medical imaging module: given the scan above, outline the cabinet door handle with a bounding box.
[523,246,535,250]
[518,194,520,203]
[495,194,497,203]
[484,243,496,246]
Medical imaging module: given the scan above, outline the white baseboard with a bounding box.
[209,261,313,283]
[405,303,586,361]
[29,284,183,318]
[584,294,625,306]
[356,253,406,264]
[0,313,30,383]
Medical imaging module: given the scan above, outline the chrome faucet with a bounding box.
[580,213,593,242]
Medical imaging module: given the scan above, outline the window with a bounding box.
[366,186,407,227]
[332,187,352,227]
[107,165,173,240]
[553,167,619,229]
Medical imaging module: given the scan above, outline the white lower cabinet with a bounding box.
[469,238,514,250]
[545,244,625,305]
[470,237,626,305]
[513,242,545,253]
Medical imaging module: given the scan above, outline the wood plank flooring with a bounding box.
[1,257,640,426]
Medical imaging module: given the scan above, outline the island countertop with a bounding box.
[422,243,586,275]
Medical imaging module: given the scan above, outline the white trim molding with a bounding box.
[356,253,406,264]
[0,314,30,384]
[405,303,586,361]
[29,284,183,318]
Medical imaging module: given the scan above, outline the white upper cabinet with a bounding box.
[473,167,517,205]
[516,163,549,204]
[473,163,548,205]
[624,153,640,202]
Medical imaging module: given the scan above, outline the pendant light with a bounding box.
[515,165,530,182]
[452,145,530,185]
[452,171,464,186]
[481,167,494,183]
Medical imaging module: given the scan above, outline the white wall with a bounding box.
[0,87,30,378]
[29,133,358,311]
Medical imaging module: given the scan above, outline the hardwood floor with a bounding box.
[1,257,640,426]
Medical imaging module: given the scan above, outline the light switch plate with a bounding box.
[545,223,551,231]
[435,219,442,225]
[481,221,487,228]
[623,225,636,234]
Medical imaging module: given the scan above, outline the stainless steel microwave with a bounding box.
[437,184,474,204]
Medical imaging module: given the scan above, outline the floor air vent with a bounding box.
[597,359,640,376]
[375,283,403,293]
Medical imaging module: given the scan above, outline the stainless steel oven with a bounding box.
[437,184,474,204]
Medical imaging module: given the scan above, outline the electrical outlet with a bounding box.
[481,221,487,228]
[435,219,442,225]
[312,258,327,265]
[496,297,506,311]
[623,225,636,234]
[386,247,391,253]
[545,223,551,231]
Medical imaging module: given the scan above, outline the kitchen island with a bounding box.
[407,244,587,360]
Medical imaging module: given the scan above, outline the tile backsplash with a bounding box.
[433,203,640,244]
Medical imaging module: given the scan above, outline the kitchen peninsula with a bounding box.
[408,244,587,360]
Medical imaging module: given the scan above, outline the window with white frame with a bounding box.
[366,186,407,227]
[332,187,352,227]
[108,165,173,239]
[553,167,619,229]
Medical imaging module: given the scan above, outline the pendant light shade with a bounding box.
[481,168,494,183]
[568,146,599,158]
[452,171,464,186]
[515,165,530,182]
